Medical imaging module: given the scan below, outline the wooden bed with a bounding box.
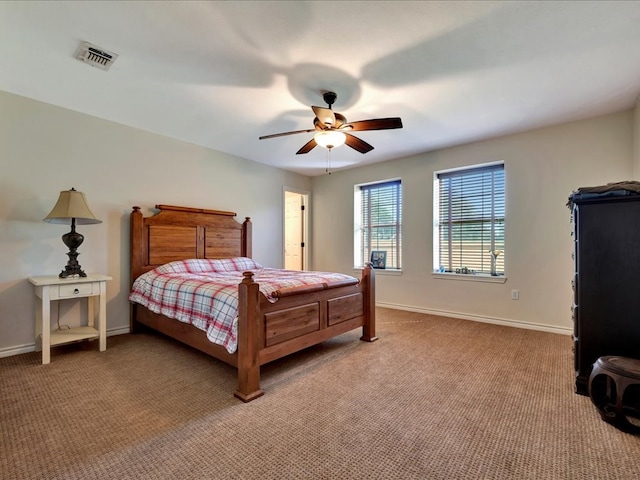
[129,204,377,402]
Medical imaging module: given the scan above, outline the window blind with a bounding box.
[437,164,505,274]
[359,180,402,269]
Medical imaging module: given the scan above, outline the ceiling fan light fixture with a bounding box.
[314,130,346,150]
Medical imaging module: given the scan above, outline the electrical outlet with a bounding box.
[511,289,519,300]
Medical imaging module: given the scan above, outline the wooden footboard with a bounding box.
[130,204,376,402]
[235,266,376,401]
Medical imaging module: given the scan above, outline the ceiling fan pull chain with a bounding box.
[326,149,332,175]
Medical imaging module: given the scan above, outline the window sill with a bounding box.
[354,267,402,276]
[432,272,507,283]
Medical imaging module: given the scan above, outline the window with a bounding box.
[354,179,402,270]
[434,163,505,275]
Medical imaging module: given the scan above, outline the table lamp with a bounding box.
[43,188,102,278]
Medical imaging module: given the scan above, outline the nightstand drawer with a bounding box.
[58,283,94,298]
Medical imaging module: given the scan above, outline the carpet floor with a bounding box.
[2,308,640,479]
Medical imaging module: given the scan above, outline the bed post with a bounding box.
[130,206,144,334]
[234,271,264,402]
[360,263,378,342]
[242,217,252,258]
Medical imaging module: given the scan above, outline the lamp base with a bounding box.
[59,251,87,278]
[59,266,87,278]
[59,225,87,278]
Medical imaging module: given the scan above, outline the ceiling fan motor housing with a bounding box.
[323,91,337,107]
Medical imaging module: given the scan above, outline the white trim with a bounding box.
[435,160,505,176]
[355,176,402,189]
[0,308,570,359]
[107,326,130,337]
[0,326,130,359]
[432,272,507,283]
[354,268,402,276]
[377,301,572,336]
[0,343,33,358]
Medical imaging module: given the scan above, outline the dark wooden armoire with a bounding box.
[570,193,640,395]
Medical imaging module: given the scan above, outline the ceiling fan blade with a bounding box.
[296,138,317,154]
[344,133,374,154]
[345,117,403,132]
[259,128,316,140]
[312,106,336,127]
[334,112,347,129]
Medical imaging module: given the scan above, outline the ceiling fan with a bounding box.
[259,91,403,154]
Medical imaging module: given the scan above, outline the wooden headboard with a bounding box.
[130,204,252,283]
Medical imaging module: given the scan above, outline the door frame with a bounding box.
[283,187,310,270]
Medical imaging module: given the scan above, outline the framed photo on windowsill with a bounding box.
[370,251,387,269]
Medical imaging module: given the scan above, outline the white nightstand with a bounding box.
[28,274,112,364]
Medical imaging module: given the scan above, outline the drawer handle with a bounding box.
[74,288,80,294]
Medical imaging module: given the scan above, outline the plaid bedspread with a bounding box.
[128,257,358,353]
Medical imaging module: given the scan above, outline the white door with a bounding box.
[284,190,307,270]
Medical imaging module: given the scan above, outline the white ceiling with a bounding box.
[2,1,640,177]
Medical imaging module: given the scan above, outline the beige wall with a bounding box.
[0,91,311,354]
[311,110,634,333]
[1,88,636,355]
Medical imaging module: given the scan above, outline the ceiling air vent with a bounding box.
[75,41,118,71]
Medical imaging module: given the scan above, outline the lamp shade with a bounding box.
[43,188,102,225]
[314,130,346,150]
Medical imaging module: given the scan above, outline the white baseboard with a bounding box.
[0,326,130,359]
[1,306,571,359]
[377,301,572,336]
[0,343,34,359]
[107,326,130,337]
